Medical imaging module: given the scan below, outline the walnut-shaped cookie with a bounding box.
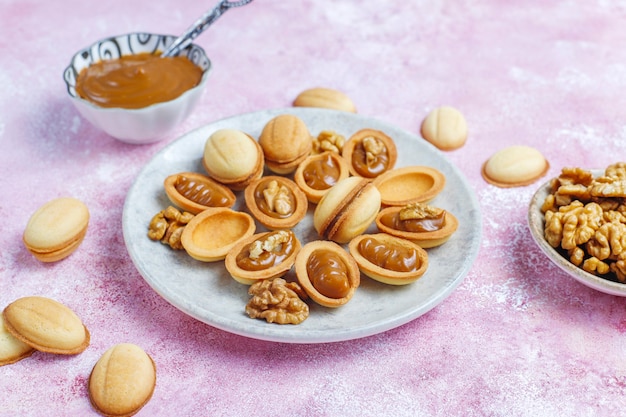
[2,296,90,355]
[294,151,351,204]
[225,230,302,285]
[181,207,256,262]
[313,176,381,244]
[342,129,397,179]
[164,171,236,214]
[349,233,428,285]
[376,202,458,248]
[244,176,308,230]
[372,166,445,207]
[202,128,264,190]
[258,114,312,174]
[295,240,360,308]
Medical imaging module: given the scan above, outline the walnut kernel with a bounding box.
[148,206,194,249]
[312,130,346,154]
[245,278,309,324]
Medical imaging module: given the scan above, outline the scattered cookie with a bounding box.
[420,106,468,151]
[23,197,90,262]
[482,145,549,187]
[89,343,156,417]
[2,296,90,355]
[0,315,34,366]
[293,87,356,113]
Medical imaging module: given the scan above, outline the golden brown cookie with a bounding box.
[2,296,90,355]
[293,87,356,113]
[181,207,256,262]
[258,114,312,174]
[349,233,429,285]
[420,106,468,151]
[293,152,351,204]
[89,343,156,417]
[244,176,308,230]
[22,197,90,262]
[342,129,397,178]
[313,176,381,244]
[295,240,360,308]
[0,315,34,366]
[202,129,264,190]
[482,145,549,187]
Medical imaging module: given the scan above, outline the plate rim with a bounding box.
[122,107,483,343]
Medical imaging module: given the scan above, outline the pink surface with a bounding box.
[2,1,626,416]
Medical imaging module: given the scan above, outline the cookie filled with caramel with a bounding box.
[342,128,397,178]
[349,233,428,285]
[376,202,458,248]
[225,230,302,285]
[294,151,351,204]
[295,240,360,308]
[244,176,308,230]
[313,176,381,244]
[164,171,236,214]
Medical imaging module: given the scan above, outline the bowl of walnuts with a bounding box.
[528,162,626,296]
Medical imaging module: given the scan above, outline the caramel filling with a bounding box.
[379,210,446,233]
[351,137,390,178]
[302,154,341,190]
[253,179,296,218]
[236,231,296,271]
[358,237,420,272]
[306,249,351,299]
[175,175,232,207]
[75,52,203,109]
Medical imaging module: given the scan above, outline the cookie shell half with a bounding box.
[89,343,156,417]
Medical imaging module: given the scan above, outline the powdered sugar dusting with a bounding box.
[3,0,626,415]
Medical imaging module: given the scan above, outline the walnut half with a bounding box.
[542,162,626,282]
[148,206,194,250]
[245,278,309,325]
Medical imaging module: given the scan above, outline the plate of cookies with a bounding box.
[122,108,482,343]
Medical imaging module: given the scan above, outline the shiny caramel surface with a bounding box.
[302,153,341,190]
[75,52,203,109]
[175,175,232,207]
[253,179,296,218]
[236,231,297,271]
[379,210,446,232]
[306,249,351,299]
[357,237,420,272]
[351,138,390,177]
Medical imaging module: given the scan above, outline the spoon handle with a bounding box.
[161,0,254,57]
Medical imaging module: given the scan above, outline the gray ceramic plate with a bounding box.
[122,108,482,343]
[528,171,626,296]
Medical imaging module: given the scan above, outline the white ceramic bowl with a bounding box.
[528,172,626,296]
[63,33,211,144]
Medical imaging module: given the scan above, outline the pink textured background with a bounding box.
[2,1,626,416]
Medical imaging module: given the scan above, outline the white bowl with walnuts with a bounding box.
[528,162,626,296]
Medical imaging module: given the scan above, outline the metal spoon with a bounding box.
[161,0,254,57]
